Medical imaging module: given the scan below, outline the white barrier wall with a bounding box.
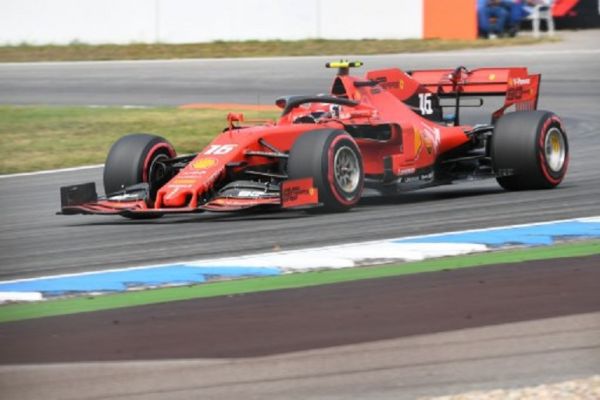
[0,0,423,45]
[0,0,158,45]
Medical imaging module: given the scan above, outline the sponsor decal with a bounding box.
[381,81,398,89]
[192,158,218,170]
[400,171,434,183]
[237,190,264,198]
[281,178,319,208]
[179,170,207,177]
[507,87,524,101]
[208,197,275,207]
[167,183,192,189]
[374,77,404,90]
[506,77,532,101]
[512,77,531,86]
[172,178,197,185]
[488,73,496,81]
[204,170,224,189]
[398,167,416,176]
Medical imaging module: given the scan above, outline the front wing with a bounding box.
[58,179,319,216]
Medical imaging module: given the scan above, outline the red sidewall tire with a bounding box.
[288,129,364,212]
[142,142,176,183]
[103,133,176,197]
[326,134,364,207]
[492,111,569,190]
[538,116,569,185]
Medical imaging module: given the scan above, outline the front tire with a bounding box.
[288,129,364,212]
[103,133,176,218]
[492,111,568,190]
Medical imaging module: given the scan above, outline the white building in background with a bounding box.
[0,0,424,45]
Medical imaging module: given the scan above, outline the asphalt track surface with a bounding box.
[0,31,600,398]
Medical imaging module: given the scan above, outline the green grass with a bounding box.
[1,240,598,324]
[0,106,278,174]
[0,37,556,62]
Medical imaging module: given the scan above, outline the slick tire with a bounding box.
[491,111,568,191]
[103,133,176,219]
[288,129,364,212]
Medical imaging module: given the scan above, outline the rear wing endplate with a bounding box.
[409,67,541,120]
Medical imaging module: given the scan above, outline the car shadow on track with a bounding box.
[65,207,309,226]
[358,186,504,207]
[64,186,505,226]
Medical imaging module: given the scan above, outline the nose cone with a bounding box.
[162,186,191,207]
[155,156,226,209]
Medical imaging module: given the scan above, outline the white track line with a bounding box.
[0,292,43,302]
[0,164,103,179]
[0,49,598,68]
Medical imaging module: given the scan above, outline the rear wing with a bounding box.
[409,67,541,121]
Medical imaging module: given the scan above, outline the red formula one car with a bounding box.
[60,61,568,218]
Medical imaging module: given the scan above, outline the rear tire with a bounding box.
[288,129,364,212]
[492,111,568,190]
[103,133,176,219]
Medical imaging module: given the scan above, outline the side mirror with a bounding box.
[275,97,287,109]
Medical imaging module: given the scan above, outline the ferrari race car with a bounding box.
[60,61,568,218]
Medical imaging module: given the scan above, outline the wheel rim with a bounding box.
[544,127,566,173]
[333,146,360,194]
[148,153,169,183]
[147,152,170,199]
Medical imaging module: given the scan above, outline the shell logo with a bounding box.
[192,158,218,169]
[489,73,496,81]
[308,187,315,196]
